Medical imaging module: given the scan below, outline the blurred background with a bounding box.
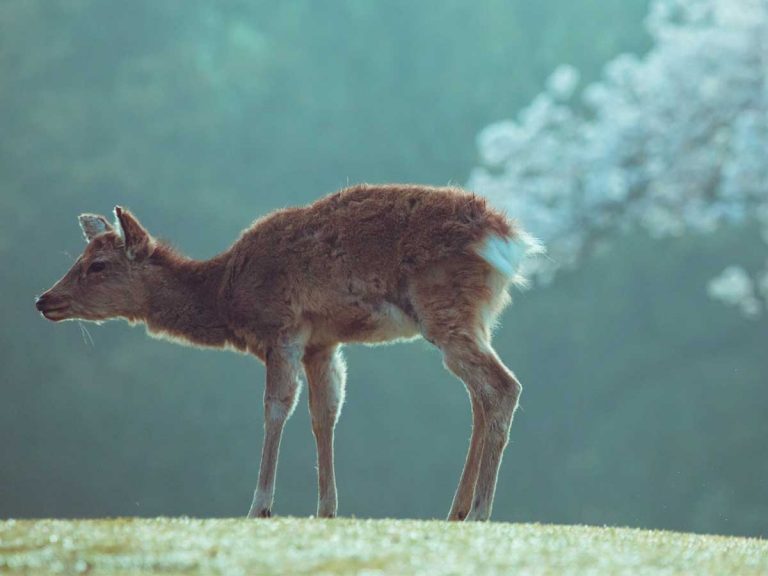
[1,0,766,537]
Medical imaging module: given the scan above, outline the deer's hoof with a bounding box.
[465,507,490,522]
[447,506,470,521]
[247,508,272,519]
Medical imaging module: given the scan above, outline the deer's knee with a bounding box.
[311,402,340,435]
[265,398,293,424]
[264,382,301,424]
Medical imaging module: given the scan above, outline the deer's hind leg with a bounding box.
[449,391,486,521]
[411,259,520,522]
[462,346,520,521]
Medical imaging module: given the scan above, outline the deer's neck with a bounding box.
[139,248,234,349]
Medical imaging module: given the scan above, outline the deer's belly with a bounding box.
[331,302,421,345]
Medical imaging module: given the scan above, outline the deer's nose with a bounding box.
[35,294,50,311]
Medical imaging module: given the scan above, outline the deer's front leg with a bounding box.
[248,342,303,518]
[303,346,346,518]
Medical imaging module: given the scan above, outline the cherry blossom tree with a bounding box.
[469,0,768,316]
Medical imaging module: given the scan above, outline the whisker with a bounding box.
[77,321,95,348]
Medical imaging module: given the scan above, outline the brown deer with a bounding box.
[36,184,541,521]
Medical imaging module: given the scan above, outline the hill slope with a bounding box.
[1,518,766,575]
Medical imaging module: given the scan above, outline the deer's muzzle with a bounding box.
[35,293,72,322]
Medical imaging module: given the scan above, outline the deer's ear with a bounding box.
[114,206,155,260]
[78,214,114,242]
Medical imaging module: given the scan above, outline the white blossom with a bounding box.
[469,0,768,316]
[708,267,762,317]
[546,65,580,101]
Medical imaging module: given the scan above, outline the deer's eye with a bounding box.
[87,261,107,274]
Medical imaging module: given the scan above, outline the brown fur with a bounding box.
[37,184,529,521]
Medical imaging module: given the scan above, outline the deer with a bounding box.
[36,184,541,521]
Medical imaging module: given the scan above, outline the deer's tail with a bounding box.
[476,228,544,288]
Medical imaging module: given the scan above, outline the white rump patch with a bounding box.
[476,231,544,286]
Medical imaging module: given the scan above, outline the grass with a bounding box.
[1,517,766,575]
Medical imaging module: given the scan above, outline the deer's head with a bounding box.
[36,207,156,323]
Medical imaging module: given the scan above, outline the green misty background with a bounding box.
[1,1,766,537]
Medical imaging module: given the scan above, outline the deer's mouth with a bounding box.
[36,293,74,322]
[40,304,72,322]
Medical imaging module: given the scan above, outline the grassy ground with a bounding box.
[1,517,766,575]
